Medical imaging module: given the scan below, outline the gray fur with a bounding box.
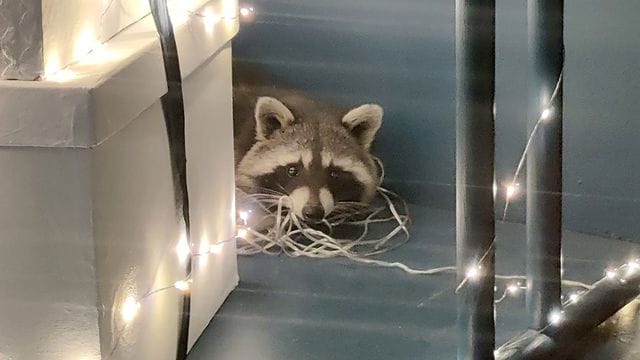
[233,82,383,218]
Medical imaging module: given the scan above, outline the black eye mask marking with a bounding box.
[256,161,305,194]
[327,165,364,202]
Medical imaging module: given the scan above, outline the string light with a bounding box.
[174,280,191,292]
[121,297,141,323]
[203,8,221,33]
[505,183,519,200]
[239,6,255,17]
[507,283,520,296]
[466,265,481,280]
[210,243,224,254]
[549,309,564,325]
[199,238,210,255]
[626,260,640,275]
[606,269,618,279]
[237,228,249,239]
[239,210,250,225]
[541,107,553,121]
[45,69,77,83]
[176,233,191,263]
[41,1,253,84]
[569,293,579,303]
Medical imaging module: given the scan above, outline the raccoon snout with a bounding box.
[302,205,325,223]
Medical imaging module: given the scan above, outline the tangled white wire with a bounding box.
[234,156,593,298]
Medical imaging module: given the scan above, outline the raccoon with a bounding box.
[233,84,383,223]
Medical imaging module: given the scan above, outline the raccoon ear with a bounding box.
[254,97,295,140]
[341,104,383,150]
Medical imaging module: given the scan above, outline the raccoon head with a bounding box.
[236,96,383,222]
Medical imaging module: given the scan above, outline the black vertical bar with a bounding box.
[455,1,496,359]
[526,0,564,330]
[148,1,192,359]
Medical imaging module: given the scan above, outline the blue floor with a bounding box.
[188,204,640,360]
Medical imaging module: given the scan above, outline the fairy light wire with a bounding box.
[501,71,563,221]
[235,157,594,297]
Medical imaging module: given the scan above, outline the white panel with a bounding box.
[0,0,239,148]
[183,44,239,349]
[91,101,184,360]
[0,147,100,360]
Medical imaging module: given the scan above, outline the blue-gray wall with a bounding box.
[233,0,640,242]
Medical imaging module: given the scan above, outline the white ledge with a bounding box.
[0,0,239,148]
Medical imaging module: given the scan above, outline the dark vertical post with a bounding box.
[455,1,496,359]
[148,1,193,359]
[526,0,564,330]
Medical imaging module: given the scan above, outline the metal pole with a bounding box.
[526,0,564,330]
[455,1,496,359]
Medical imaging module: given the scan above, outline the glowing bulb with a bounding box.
[174,280,191,292]
[627,261,640,275]
[121,297,140,323]
[203,8,220,33]
[74,29,97,59]
[505,184,518,199]
[45,69,77,82]
[466,266,480,280]
[569,293,579,303]
[239,210,249,225]
[199,238,210,255]
[492,182,498,197]
[549,310,563,325]
[606,269,617,279]
[237,228,248,239]
[507,284,520,296]
[176,233,191,262]
[210,243,224,254]
[541,108,553,121]
[240,7,251,16]
[223,0,239,18]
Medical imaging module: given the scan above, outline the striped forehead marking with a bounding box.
[238,146,313,177]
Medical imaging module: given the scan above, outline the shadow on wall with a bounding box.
[231,0,640,243]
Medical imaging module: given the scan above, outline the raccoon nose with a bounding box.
[302,205,325,222]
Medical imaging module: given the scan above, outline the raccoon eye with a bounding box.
[287,166,299,177]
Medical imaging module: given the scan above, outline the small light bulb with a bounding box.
[541,108,553,121]
[174,280,191,292]
[203,8,220,33]
[606,270,617,279]
[505,184,518,199]
[466,266,480,280]
[239,210,249,225]
[121,297,140,323]
[492,182,498,197]
[569,293,579,303]
[239,7,251,16]
[507,284,519,296]
[549,310,563,325]
[237,228,248,239]
[176,233,191,262]
[210,243,224,254]
[199,239,210,255]
[627,261,640,275]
